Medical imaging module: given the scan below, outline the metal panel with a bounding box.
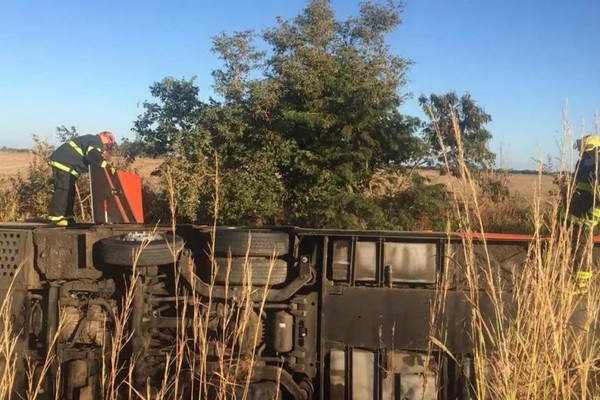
[383,242,437,283]
[329,350,345,399]
[0,230,28,288]
[89,165,144,224]
[322,287,504,353]
[450,243,528,290]
[331,240,350,281]
[354,241,377,281]
[382,352,438,400]
[351,349,376,399]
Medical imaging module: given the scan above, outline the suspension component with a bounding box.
[273,311,294,353]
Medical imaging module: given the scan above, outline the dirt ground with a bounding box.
[0,151,555,198]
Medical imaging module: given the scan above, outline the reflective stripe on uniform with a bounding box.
[86,145,102,155]
[68,141,84,157]
[575,271,592,290]
[576,271,593,280]
[566,212,600,228]
[48,215,64,221]
[48,160,79,177]
[100,160,107,168]
[592,208,600,225]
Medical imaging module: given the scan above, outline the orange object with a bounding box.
[457,231,600,244]
[90,166,144,224]
[116,170,144,223]
[102,168,130,223]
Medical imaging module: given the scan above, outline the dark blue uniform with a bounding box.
[48,134,108,222]
[567,148,600,294]
[568,150,600,225]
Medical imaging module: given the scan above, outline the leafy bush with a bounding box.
[477,170,511,203]
[118,138,156,162]
[201,165,287,226]
[378,174,452,231]
[15,136,55,220]
[133,1,431,229]
[0,181,20,221]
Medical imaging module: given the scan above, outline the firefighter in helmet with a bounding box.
[48,131,116,226]
[567,134,600,292]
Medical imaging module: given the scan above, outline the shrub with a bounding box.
[379,174,452,231]
[477,170,511,203]
[16,136,54,220]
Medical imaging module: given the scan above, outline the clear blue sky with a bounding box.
[1,0,598,169]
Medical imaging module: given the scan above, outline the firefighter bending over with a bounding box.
[48,131,116,226]
[567,134,600,292]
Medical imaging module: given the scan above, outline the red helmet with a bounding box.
[99,131,116,147]
[99,131,116,158]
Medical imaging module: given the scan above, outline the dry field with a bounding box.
[0,151,555,198]
[417,169,555,199]
[0,151,163,188]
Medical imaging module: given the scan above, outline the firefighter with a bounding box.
[48,131,116,226]
[567,134,600,292]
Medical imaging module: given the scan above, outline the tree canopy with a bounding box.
[419,92,495,171]
[132,0,495,229]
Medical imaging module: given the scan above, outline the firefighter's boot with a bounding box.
[48,216,69,227]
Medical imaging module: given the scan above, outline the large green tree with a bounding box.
[419,92,495,171]
[134,0,440,228]
[255,0,421,226]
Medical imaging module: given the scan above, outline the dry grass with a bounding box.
[422,106,600,399]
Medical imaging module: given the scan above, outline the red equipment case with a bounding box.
[89,165,144,224]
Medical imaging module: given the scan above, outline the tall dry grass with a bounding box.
[424,105,600,399]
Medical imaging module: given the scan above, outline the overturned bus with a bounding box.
[0,221,575,399]
[2,166,594,399]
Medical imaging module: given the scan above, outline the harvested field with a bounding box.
[417,169,555,200]
[0,151,555,198]
[0,151,163,189]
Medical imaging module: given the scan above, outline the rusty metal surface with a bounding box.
[0,229,30,288]
[321,287,505,353]
[326,348,439,400]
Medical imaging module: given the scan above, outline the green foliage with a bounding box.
[262,0,420,187]
[118,138,155,162]
[55,125,80,142]
[477,171,511,203]
[157,135,211,223]
[211,30,265,102]
[132,1,496,230]
[133,77,205,156]
[201,162,286,226]
[0,181,20,221]
[216,0,423,228]
[419,92,495,171]
[378,174,451,231]
[16,136,55,219]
